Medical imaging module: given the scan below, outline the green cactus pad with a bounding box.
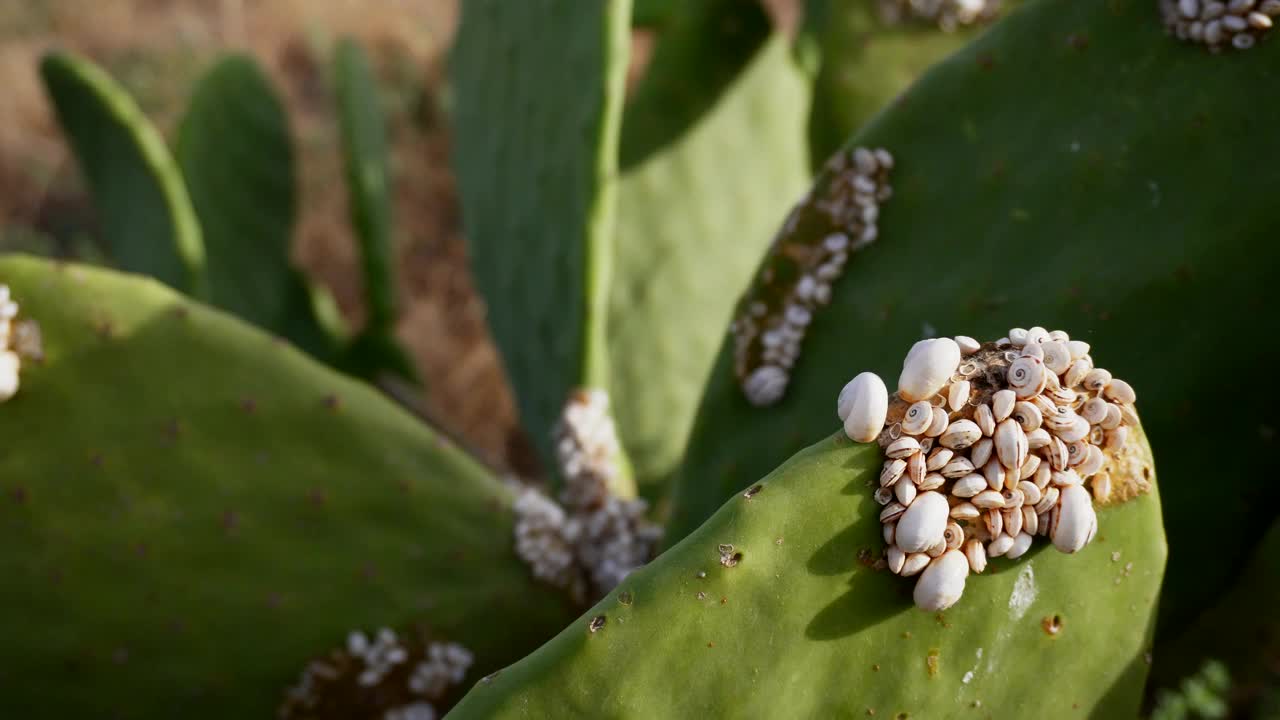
[0,257,575,717]
[331,39,418,384]
[333,38,397,335]
[450,433,1165,717]
[632,0,676,27]
[619,0,775,171]
[451,0,632,469]
[668,0,1280,639]
[176,54,341,361]
[609,26,812,492]
[807,0,1009,161]
[40,51,206,295]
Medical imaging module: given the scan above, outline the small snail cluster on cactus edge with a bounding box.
[0,284,33,403]
[877,0,1001,31]
[1161,0,1277,50]
[279,627,474,720]
[733,147,895,407]
[512,389,662,603]
[837,328,1144,611]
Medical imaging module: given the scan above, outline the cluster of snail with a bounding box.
[877,0,1000,31]
[1160,0,1277,50]
[837,328,1141,611]
[734,147,895,407]
[512,389,661,603]
[279,628,473,720]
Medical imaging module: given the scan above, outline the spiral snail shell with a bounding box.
[901,400,933,435]
[1007,356,1048,399]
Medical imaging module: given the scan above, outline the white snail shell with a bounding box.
[1051,469,1083,487]
[901,400,933,435]
[1026,427,1052,449]
[982,457,1005,491]
[975,404,996,437]
[991,389,1016,423]
[1083,368,1113,393]
[994,419,1028,471]
[0,351,18,402]
[987,533,1015,557]
[951,474,987,498]
[745,365,788,406]
[941,457,977,479]
[964,538,987,574]
[1064,358,1092,388]
[947,380,971,413]
[895,476,918,506]
[926,447,954,472]
[939,419,982,450]
[887,545,906,574]
[1007,356,1047,399]
[1057,414,1091,443]
[925,406,950,437]
[1017,480,1042,506]
[885,436,922,459]
[898,338,962,403]
[1012,401,1043,432]
[1052,484,1097,553]
[972,489,1005,509]
[1091,472,1113,503]
[1041,341,1072,375]
[1018,454,1041,481]
[969,437,994,468]
[913,549,969,611]
[1104,378,1137,405]
[895,491,950,553]
[1081,397,1110,425]
[901,553,931,577]
[1004,532,1035,559]
[841,372,889,443]
[1078,444,1105,477]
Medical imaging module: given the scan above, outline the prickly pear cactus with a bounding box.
[631,0,675,27]
[618,0,776,171]
[40,51,206,294]
[451,0,632,469]
[450,431,1165,717]
[331,39,418,385]
[609,0,813,491]
[176,54,343,360]
[807,0,1013,160]
[669,0,1280,641]
[0,257,575,717]
[333,38,396,336]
